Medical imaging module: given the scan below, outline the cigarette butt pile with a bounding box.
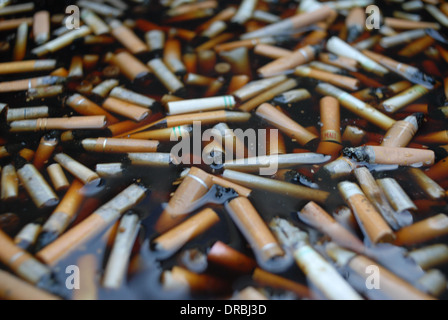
[0,0,447,301]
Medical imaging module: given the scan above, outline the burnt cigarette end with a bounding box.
[342,146,370,163]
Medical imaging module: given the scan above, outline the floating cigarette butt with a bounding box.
[46,163,69,192]
[318,53,358,72]
[319,96,341,144]
[197,49,217,75]
[255,103,318,148]
[167,95,236,115]
[240,6,335,40]
[110,51,152,84]
[68,56,83,78]
[252,268,311,299]
[222,170,330,204]
[226,197,284,263]
[0,2,34,16]
[209,175,252,198]
[395,214,448,246]
[155,167,214,233]
[32,25,92,57]
[376,178,418,215]
[147,58,185,95]
[257,45,318,78]
[102,97,151,122]
[341,126,366,147]
[95,163,124,179]
[384,17,440,30]
[54,153,100,185]
[126,153,175,168]
[232,286,269,300]
[354,167,401,230]
[1,164,18,201]
[91,79,119,99]
[82,138,159,153]
[222,153,331,173]
[381,85,430,113]
[6,106,49,122]
[362,50,435,89]
[294,66,360,91]
[338,181,395,244]
[103,213,141,289]
[109,87,158,109]
[425,156,448,182]
[270,218,363,300]
[299,201,365,254]
[162,266,229,294]
[426,4,448,27]
[0,60,56,75]
[81,9,109,36]
[164,37,187,76]
[343,146,435,167]
[207,241,256,274]
[273,89,312,106]
[36,183,147,266]
[346,8,366,43]
[416,130,448,145]
[26,85,64,101]
[327,37,388,76]
[16,160,58,209]
[0,270,60,300]
[66,93,119,125]
[408,244,448,270]
[9,116,107,132]
[14,222,41,250]
[109,19,148,56]
[253,44,293,60]
[0,17,33,33]
[0,75,65,93]
[124,125,191,141]
[33,134,58,171]
[381,113,423,148]
[0,229,51,285]
[316,83,396,131]
[408,167,445,201]
[380,29,427,48]
[153,208,219,256]
[417,269,447,298]
[399,35,436,58]
[145,29,165,58]
[326,243,435,300]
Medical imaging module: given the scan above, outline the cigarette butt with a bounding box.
[382,113,422,148]
[0,270,60,300]
[319,96,341,143]
[219,47,252,78]
[6,106,49,122]
[384,17,440,30]
[154,208,220,254]
[233,75,287,102]
[0,18,33,32]
[376,178,417,214]
[408,244,448,270]
[0,229,51,285]
[298,66,360,91]
[109,87,157,110]
[408,167,446,201]
[109,19,148,55]
[46,164,69,192]
[395,214,448,246]
[167,95,236,115]
[226,197,284,262]
[54,153,100,185]
[207,241,257,274]
[14,222,41,250]
[33,135,58,170]
[338,181,395,244]
[210,176,252,197]
[72,254,98,300]
[12,22,27,61]
[319,53,358,72]
[252,268,311,299]
[425,156,448,182]
[125,125,191,141]
[253,44,292,59]
[415,130,448,145]
[37,183,147,266]
[103,97,151,122]
[91,79,119,99]
[0,60,56,75]
[343,146,435,167]
[255,103,318,147]
[66,94,119,125]
[17,163,59,209]
[300,201,365,254]
[9,116,107,132]
[1,164,19,201]
[81,9,109,36]
[155,167,214,233]
[147,58,185,95]
[110,51,152,83]
[82,138,159,153]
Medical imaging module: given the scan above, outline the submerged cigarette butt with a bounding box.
[207,241,257,274]
[395,214,448,246]
[0,270,60,300]
[252,268,311,299]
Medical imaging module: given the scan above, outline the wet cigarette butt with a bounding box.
[197,49,216,75]
[68,55,83,78]
[376,178,417,214]
[109,19,148,55]
[408,167,445,200]
[295,66,360,91]
[225,196,284,262]
[384,17,440,30]
[254,44,293,60]
[416,130,448,145]
[9,116,107,132]
[153,208,220,255]
[14,222,41,250]
[167,95,236,115]
[109,87,158,109]
[408,244,448,270]
[342,126,366,146]
[381,113,423,148]
[6,106,49,122]
[82,138,159,153]
[0,270,60,300]
[81,9,109,36]
[395,214,448,246]
[54,153,100,185]
[155,167,214,233]
[13,22,28,61]
[319,96,341,144]
[72,254,98,300]
[338,181,395,244]
[252,268,311,299]
[1,164,19,201]
[319,53,358,72]
[91,79,119,99]
[0,60,56,75]
[425,156,448,182]
[17,162,59,209]
[343,146,435,167]
[66,94,119,125]
[125,125,191,141]
[0,18,33,32]
[207,241,257,274]
[147,58,185,95]
[381,85,430,113]
[219,47,252,78]
[346,7,365,43]
[47,163,69,192]
[36,183,147,266]
[233,75,287,102]
[102,97,151,122]
[110,51,152,83]
[164,37,187,76]
[255,103,318,147]
[33,135,58,170]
